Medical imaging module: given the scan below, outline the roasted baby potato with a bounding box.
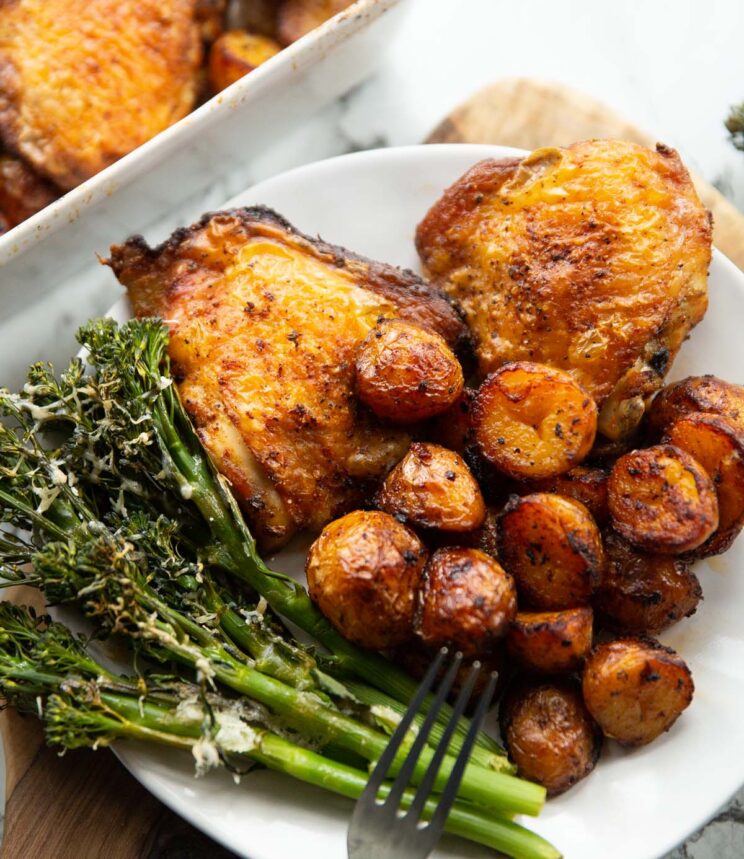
[646,375,744,439]
[608,444,719,554]
[427,388,477,453]
[582,637,693,746]
[595,532,702,634]
[473,362,597,480]
[498,493,604,609]
[277,0,355,45]
[500,679,601,796]
[305,510,426,651]
[506,607,594,674]
[415,547,517,657]
[208,30,281,91]
[376,442,485,532]
[665,413,744,556]
[355,319,464,423]
[516,465,610,525]
[227,0,279,37]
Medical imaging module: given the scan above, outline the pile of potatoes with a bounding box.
[305,319,744,796]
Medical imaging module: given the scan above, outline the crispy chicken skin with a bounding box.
[109,206,467,548]
[416,140,712,440]
[0,0,201,190]
[0,151,57,231]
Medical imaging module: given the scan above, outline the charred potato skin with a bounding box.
[500,679,601,796]
[664,413,744,557]
[506,607,594,674]
[607,444,719,555]
[305,510,426,651]
[355,319,465,424]
[516,465,610,525]
[208,30,281,92]
[497,493,604,610]
[582,637,694,747]
[415,547,517,657]
[473,362,598,480]
[596,532,702,634]
[376,442,486,532]
[646,375,744,440]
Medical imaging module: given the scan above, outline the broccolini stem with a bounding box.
[62,692,560,859]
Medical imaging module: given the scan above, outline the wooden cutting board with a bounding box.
[3,77,743,859]
[427,78,744,271]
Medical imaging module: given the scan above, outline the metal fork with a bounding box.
[347,648,498,859]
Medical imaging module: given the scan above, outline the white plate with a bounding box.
[105,144,744,859]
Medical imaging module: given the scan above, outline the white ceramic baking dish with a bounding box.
[0,0,408,314]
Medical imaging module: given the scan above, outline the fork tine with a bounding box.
[426,670,499,835]
[405,660,482,823]
[356,646,447,804]
[382,651,463,809]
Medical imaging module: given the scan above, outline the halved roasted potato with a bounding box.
[208,30,281,92]
[376,442,485,532]
[506,607,594,674]
[305,510,426,650]
[646,375,744,439]
[515,465,610,525]
[664,413,744,556]
[582,637,694,746]
[415,547,517,657]
[473,362,597,480]
[607,444,718,554]
[498,493,604,609]
[500,679,601,796]
[595,532,702,634]
[355,319,464,423]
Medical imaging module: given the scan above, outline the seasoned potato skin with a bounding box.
[498,493,604,610]
[582,637,693,746]
[506,607,593,674]
[646,375,744,439]
[415,547,517,657]
[595,532,702,634]
[208,30,280,92]
[474,362,597,480]
[305,510,426,651]
[356,319,464,423]
[500,679,601,796]
[665,413,744,557]
[608,444,718,554]
[277,0,354,45]
[516,465,610,525]
[376,442,485,532]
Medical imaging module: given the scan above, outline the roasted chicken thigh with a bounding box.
[416,140,712,439]
[0,0,201,190]
[109,207,466,548]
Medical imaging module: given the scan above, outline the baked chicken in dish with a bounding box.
[0,0,201,191]
[109,206,466,548]
[416,139,713,439]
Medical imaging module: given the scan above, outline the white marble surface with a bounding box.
[1,0,744,855]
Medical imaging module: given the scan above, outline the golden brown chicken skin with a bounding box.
[109,206,467,548]
[0,0,201,190]
[416,140,712,440]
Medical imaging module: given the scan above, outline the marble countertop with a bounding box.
[1,0,743,855]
